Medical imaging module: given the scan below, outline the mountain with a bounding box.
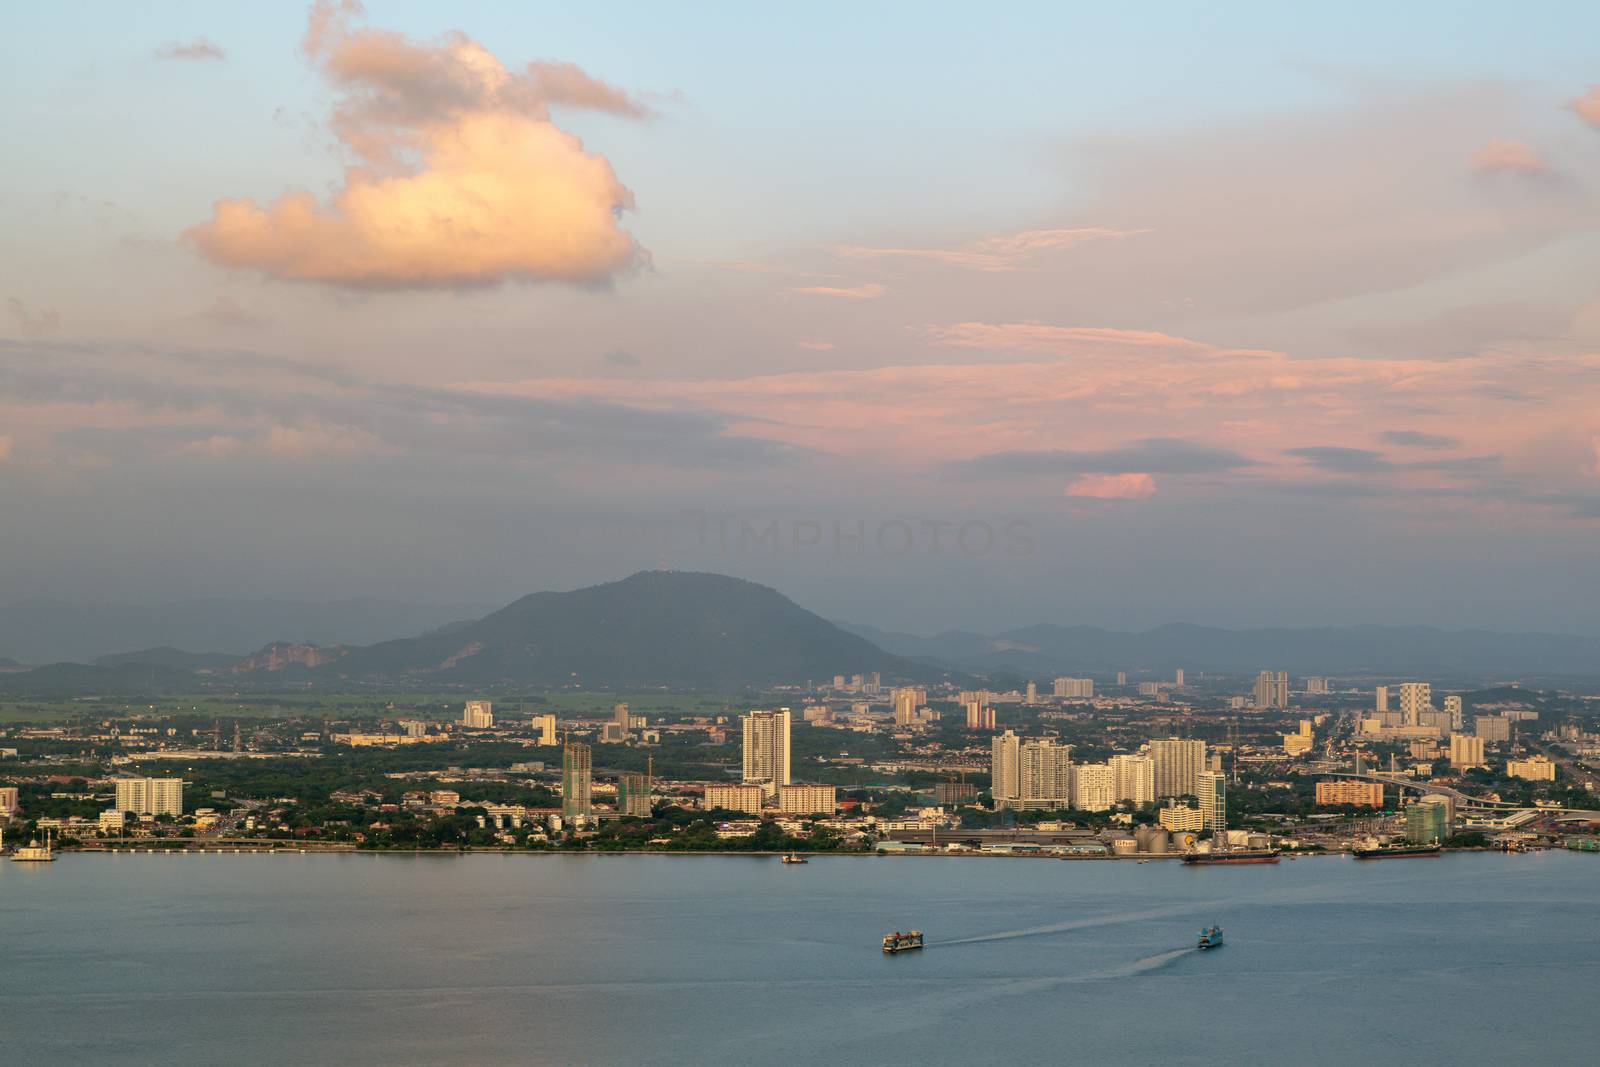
[277,570,936,689]
[0,661,200,695]
[838,620,1600,680]
[0,597,493,664]
[93,647,243,672]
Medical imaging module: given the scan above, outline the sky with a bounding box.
[3,1,1600,635]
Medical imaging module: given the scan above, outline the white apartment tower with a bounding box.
[742,709,792,788]
[115,777,183,817]
[1071,763,1116,811]
[1253,671,1289,709]
[1110,754,1156,805]
[991,730,1022,804]
[461,700,494,729]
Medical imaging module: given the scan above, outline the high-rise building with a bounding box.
[1448,732,1485,769]
[1071,763,1115,811]
[1174,668,1185,687]
[891,687,917,727]
[1443,695,1464,730]
[114,777,183,817]
[1196,770,1226,830]
[1018,738,1073,808]
[1375,686,1389,714]
[1116,671,1128,686]
[1405,797,1451,844]
[1305,677,1330,694]
[1053,677,1094,699]
[1109,754,1155,805]
[535,713,558,746]
[1397,683,1432,726]
[461,700,494,729]
[616,769,653,817]
[1149,738,1206,798]
[1253,671,1288,709]
[562,741,593,818]
[1024,681,1038,705]
[0,786,19,813]
[964,699,996,730]
[612,703,633,739]
[742,709,792,788]
[991,731,1021,805]
[1283,719,1315,755]
[1474,715,1512,743]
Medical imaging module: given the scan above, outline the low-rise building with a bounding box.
[704,783,765,814]
[777,784,837,814]
[1315,780,1384,807]
[1506,755,1556,782]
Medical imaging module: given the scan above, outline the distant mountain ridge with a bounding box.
[0,597,492,664]
[838,620,1600,678]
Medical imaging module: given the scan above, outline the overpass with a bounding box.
[1320,770,1595,816]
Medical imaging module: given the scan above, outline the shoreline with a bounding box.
[14,844,1556,859]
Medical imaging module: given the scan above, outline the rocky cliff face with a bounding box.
[231,642,348,673]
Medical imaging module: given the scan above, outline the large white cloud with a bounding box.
[185,2,647,288]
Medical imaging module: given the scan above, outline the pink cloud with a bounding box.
[0,435,12,463]
[1471,139,1549,175]
[924,321,1281,360]
[788,284,887,300]
[838,226,1148,272]
[796,340,837,350]
[1572,87,1600,126]
[1065,473,1155,499]
[184,3,644,288]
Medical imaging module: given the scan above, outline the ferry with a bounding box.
[781,852,808,864]
[1182,849,1280,866]
[882,929,924,953]
[1197,925,1224,950]
[9,827,57,862]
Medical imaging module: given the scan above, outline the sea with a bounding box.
[1,850,1595,1066]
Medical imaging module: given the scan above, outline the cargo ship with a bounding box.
[1182,849,1280,866]
[1197,925,1224,950]
[1352,843,1441,859]
[882,930,924,953]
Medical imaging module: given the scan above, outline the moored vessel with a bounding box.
[882,929,924,953]
[781,852,808,864]
[1352,843,1441,859]
[1197,925,1224,949]
[1182,849,1280,866]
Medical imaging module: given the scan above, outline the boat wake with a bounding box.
[934,900,1216,947]
[1086,946,1195,979]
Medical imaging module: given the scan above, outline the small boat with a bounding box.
[1197,925,1224,950]
[781,852,808,864]
[882,929,924,953]
[9,827,58,862]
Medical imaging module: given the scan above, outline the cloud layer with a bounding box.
[185,2,645,288]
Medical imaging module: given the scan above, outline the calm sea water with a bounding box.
[1,850,1595,1066]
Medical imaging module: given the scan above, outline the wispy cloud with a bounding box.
[1381,429,1460,449]
[787,284,886,300]
[154,38,225,61]
[838,227,1148,272]
[1571,86,1600,127]
[1471,139,1549,175]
